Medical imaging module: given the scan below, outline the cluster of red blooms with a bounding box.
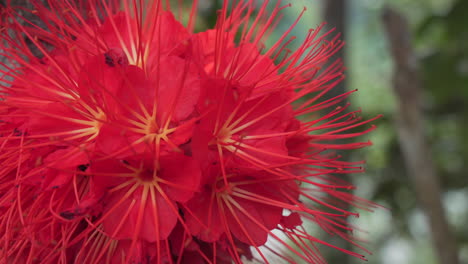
[0,0,381,263]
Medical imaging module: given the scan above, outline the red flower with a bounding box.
[0,0,382,263]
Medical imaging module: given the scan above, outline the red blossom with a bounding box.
[0,0,382,263]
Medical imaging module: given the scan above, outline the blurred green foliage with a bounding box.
[348,0,468,263]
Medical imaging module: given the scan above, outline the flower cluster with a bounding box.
[0,0,380,263]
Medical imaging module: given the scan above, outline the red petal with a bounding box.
[103,187,178,242]
[153,56,201,122]
[226,195,282,246]
[281,212,303,229]
[185,189,224,242]
[159,153,201,202]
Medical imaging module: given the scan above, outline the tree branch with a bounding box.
[382,7,459,264]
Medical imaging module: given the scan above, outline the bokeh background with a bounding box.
[197,0,468,263]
